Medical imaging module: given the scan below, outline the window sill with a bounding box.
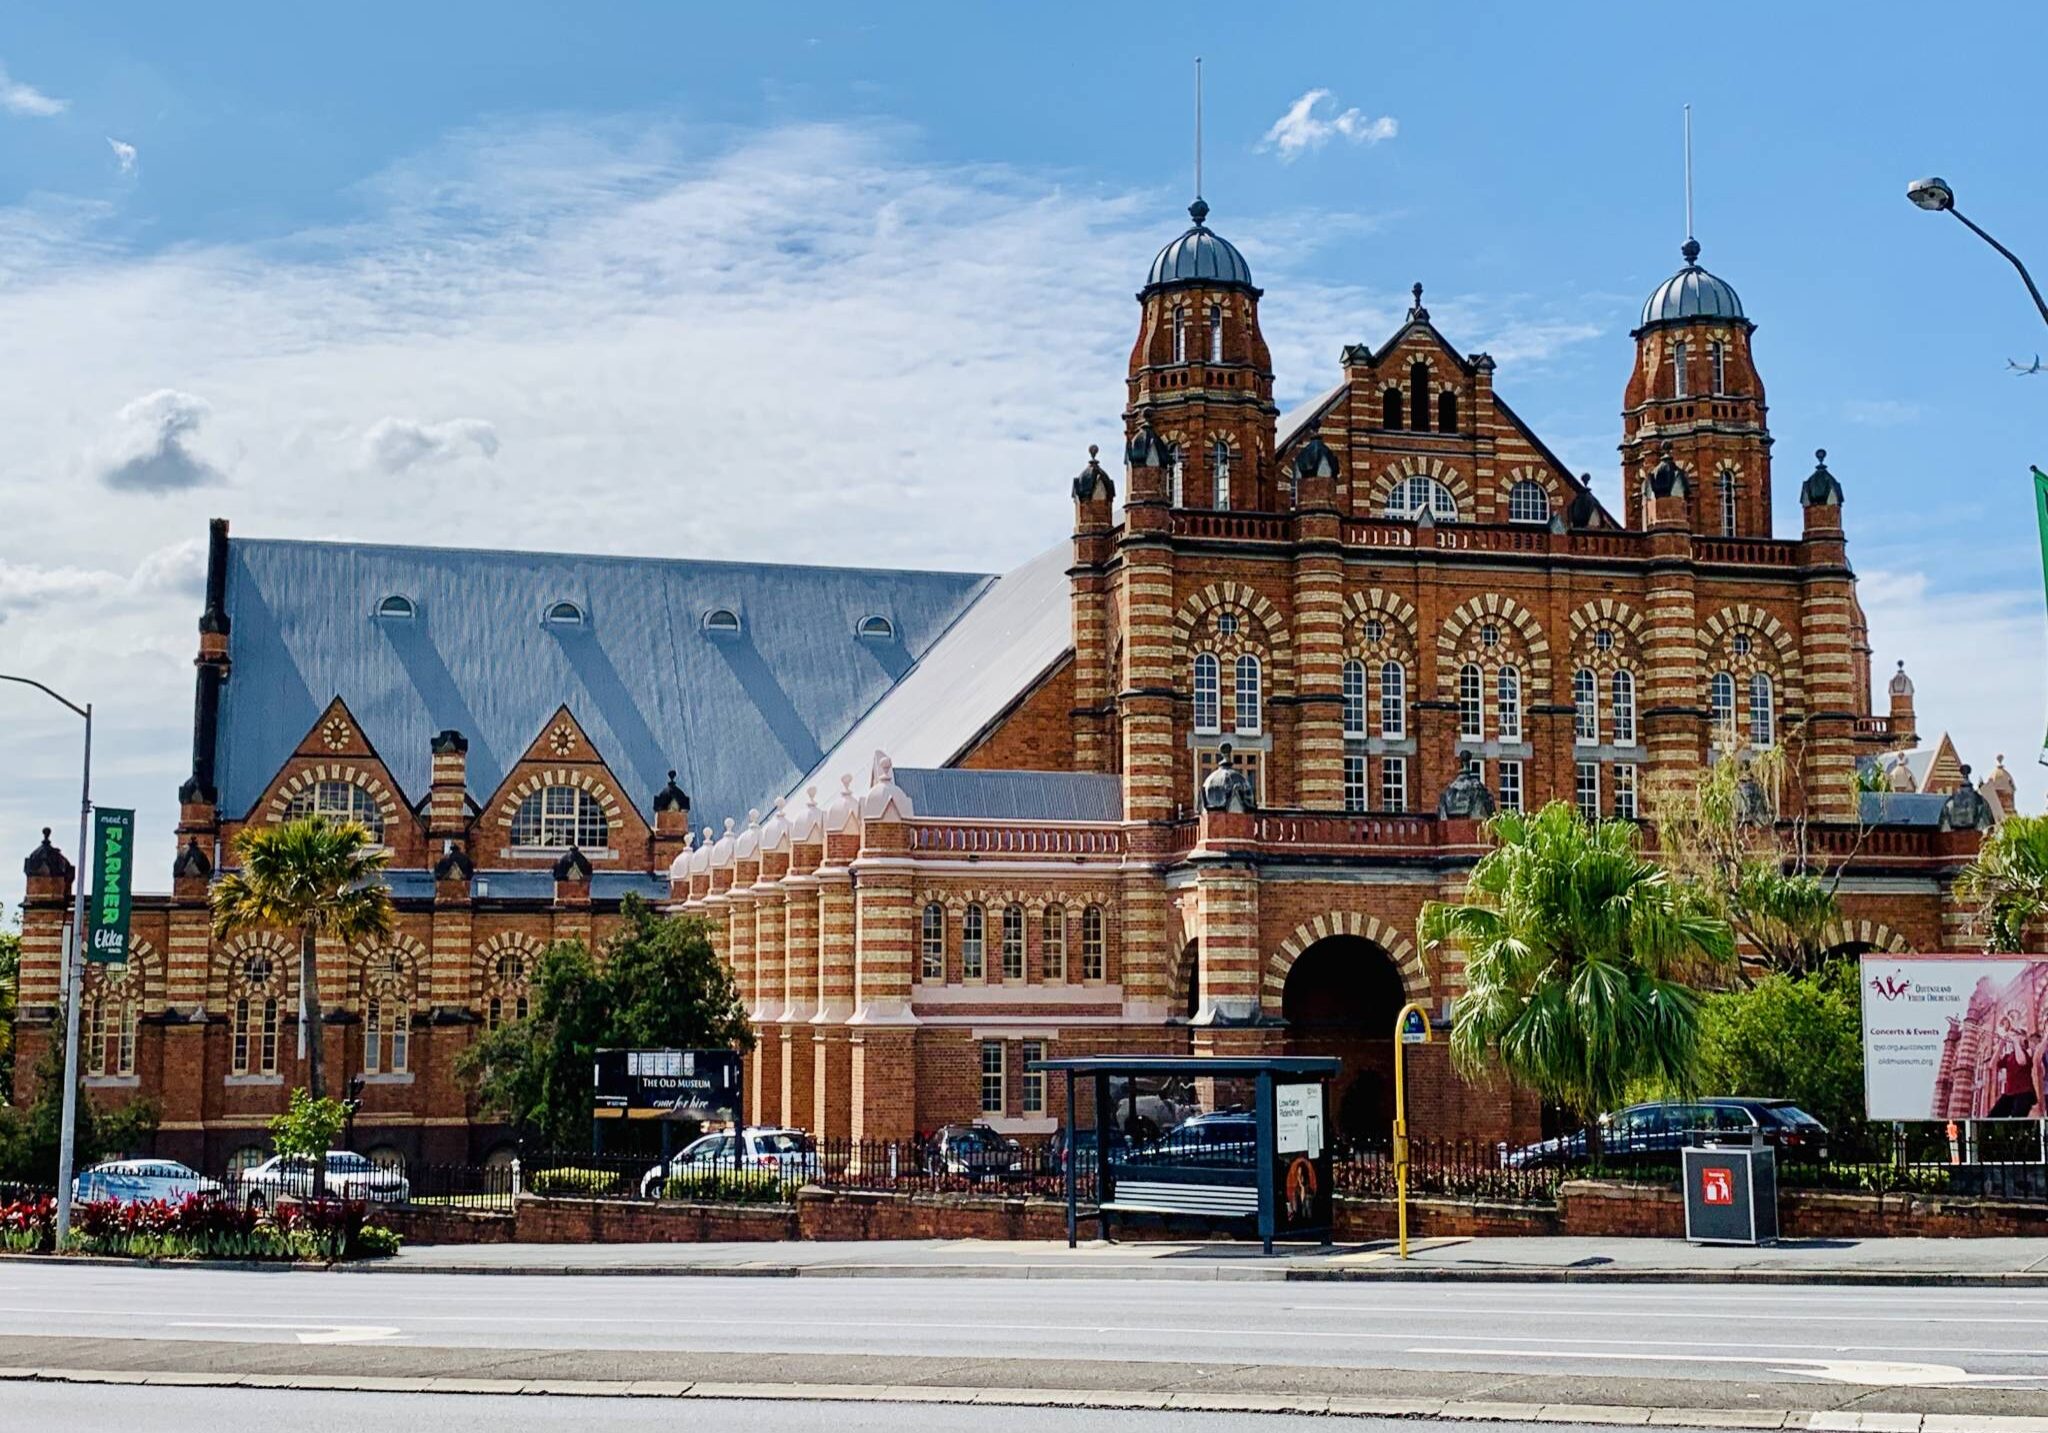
[225,1073,283,1087]
[84,1075,139,1089]
[361,1072,415,1086]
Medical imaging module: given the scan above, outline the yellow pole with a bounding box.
[1392,999,1428,1260]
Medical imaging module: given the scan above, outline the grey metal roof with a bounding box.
[892,768,1122,822]
[1146,200,1254,289]
[1859,791,1948,827]
[216,536,993,829]
[792,539,1074,797]
[1640,240,1745,327]
[1275,381,1346,454]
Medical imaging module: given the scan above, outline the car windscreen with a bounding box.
[1763,1105,1827,1130]
[753,1132,811,1155]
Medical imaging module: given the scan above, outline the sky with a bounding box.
[2,4,2046,890]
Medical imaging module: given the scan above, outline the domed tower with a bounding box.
[1126,199,1279,511]
[1620,238,1771,536]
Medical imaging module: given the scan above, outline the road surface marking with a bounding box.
[171,1323,400,1345]
[1406,1345,2048,1387]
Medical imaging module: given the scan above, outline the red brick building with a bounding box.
[13,201,1997,1168]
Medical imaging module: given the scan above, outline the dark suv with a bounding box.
[1125,1111,1259,1168]
[1506,1098,1829,1170]
[924,1123,1025,1181]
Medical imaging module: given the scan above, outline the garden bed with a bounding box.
[0,1193,401,1261]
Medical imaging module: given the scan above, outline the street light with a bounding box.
[0,674,91,1246]
[1907,175,2048,326]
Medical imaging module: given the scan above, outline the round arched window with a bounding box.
[703,609,741,635]
[857,615,895,640]
[1507,479,1550,524]
[542,600,585,628]
[1383,475,1458,522]
[375,595,416,620]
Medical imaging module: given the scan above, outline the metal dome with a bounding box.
[1639,238,1744,328]
[1146,198,1254,290]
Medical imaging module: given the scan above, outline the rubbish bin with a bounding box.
[1681,1137,1777,1246]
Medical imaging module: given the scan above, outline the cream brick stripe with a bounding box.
[1264,911,1424,1001]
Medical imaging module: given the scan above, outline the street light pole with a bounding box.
[1907,176,2048,327]
[2,674,92,1246]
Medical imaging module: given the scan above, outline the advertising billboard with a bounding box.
[1861,954,2048,1121]
[592,1048,743,1122]
[86,807,136,965]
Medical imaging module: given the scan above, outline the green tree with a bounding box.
[0,925,18,1102]
[1419,801,1735,1153]
[210,817,394,1193]
[269,1087,349,1161]
[458,896,749,1147]
[1690,960,1866,1137]
[1956,812,2048,953]
[0,1033,158,1186]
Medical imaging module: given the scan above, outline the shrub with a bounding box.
[0,1195,53,1252]
[660,1171,798,1205]
[1,1192,390,1262]
[527,1166,628,1198]
[354,1224,402,1257]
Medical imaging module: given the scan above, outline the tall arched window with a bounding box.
[508,785,609,849]
[1749,673,1775,747]
[1672,339,1689,398]
[485,949,531,1029]
[1383,387,1403,430]
[961,903,985,981]
[1169,444,1184,508]
[283,780,385,843]
[1409,361,1430,432]
[1171,306,1188,362]
[1207,303,1224,362]
[84,961,140,1077]
[1234,655,1262,735]
[1457,663,1484,740]
[1611,669,1638,746]
[1001,904,1026,982]
[1508,479,1550,524]
[1437,388,1458,433]
[1041,905,1067,982]
[1080,905,1107,982]
[361,950,415,1076]
[1341,660,1368,738]
[1211,440,1231,511]
[920,902,945,982]
[1496,666,1522,741]
[1710,339,1726,395]
[1574,668,1599,743]
[1384,475,1458,522]
[1192,653,1221,733]
[1379,661,1407,738]
[1710,671,1737,740]
[1719,471,1738,535]
[230,953,281,1076]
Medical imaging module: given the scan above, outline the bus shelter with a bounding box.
[1027,1054,1341,1255]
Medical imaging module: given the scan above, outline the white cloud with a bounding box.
[92,389,226,492]
[1262,90,1397,161]
[0,61,65,118]
[1842,398,1921,427]
[108,137,137,176]
[364,416,500,472]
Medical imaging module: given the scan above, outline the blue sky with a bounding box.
[2,4,2045,880]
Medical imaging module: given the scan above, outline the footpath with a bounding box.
[356,1232,2048,1284]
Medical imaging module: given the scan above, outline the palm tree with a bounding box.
[1419,802,1735,1157]
[211,818,394,1189]
[1957,813,2048,953]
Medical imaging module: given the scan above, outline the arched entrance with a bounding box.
[1281,936,1410,1145]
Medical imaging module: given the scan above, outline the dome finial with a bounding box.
[1188,196,1209,227]
[1681,236,1701,266]
[1407,282,1429,322]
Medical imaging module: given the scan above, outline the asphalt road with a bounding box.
[0,1384,1618,1433]
[5,1263,2047,1388]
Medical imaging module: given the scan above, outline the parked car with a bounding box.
[1051,1125,1129,1174]
[236,1150,411,1206]
[1505,1098,1830,1170]
[638,1127,819,1197]
[923,1123,1026,1180]
[1125,1111,1259,1168]
[72,1159,222,1206]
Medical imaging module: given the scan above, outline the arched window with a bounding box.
[702,608,741,635]
[84,961,140,1077]
[1710,671,1737,740]
[1673,339,1689,398]
[1710,340,1726,395]
[1080,905,1106,982]
[1000,904,1026,981]
[1382,387,1403,430]
[283,779,385,843]
[542,600,585,628]
[1379,661,1407,738]
[1496,665,1522,741]
[1508,479,1550,524]
[1192,653,1221,734]
[485,950,531,1029]
[230,953,281,1076]
[920,902,945,981]
[1574,668,1599,743]
[1341,660,1368,738]
[1437,388,1458,433]
[1457,663,1484,740]
[1207,302,1224,362]
[1234,654,1262,735]
[375,594,416,621]
[361,950,414,1076]
[857,615,895,640]
[1409,361,1430,432]
[1171,306,1188,362]
[1611,669,1638,746]
[509,784,609,849]
[1042,905,1067,982]
[1211,440,1231,511]
[1719,471,1738,535]
[1169,444,1184,507]
[1749,672,1775,747]
[1383,475,1458,522]
[961,903,985,981]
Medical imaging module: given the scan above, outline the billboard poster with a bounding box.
[1271,1081,1333,1235]
[1861,955,2048,1121]
[86,807,136,965]
[592,1047,743,1121]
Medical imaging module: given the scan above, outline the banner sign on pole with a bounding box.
[2034,466,2048,767]
[86,807,136,965]
[1861,954,2048,1121]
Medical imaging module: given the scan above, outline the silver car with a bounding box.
[639,1127,819,1197]
[236,1150,411,1206]
[73,1159,223,1206]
